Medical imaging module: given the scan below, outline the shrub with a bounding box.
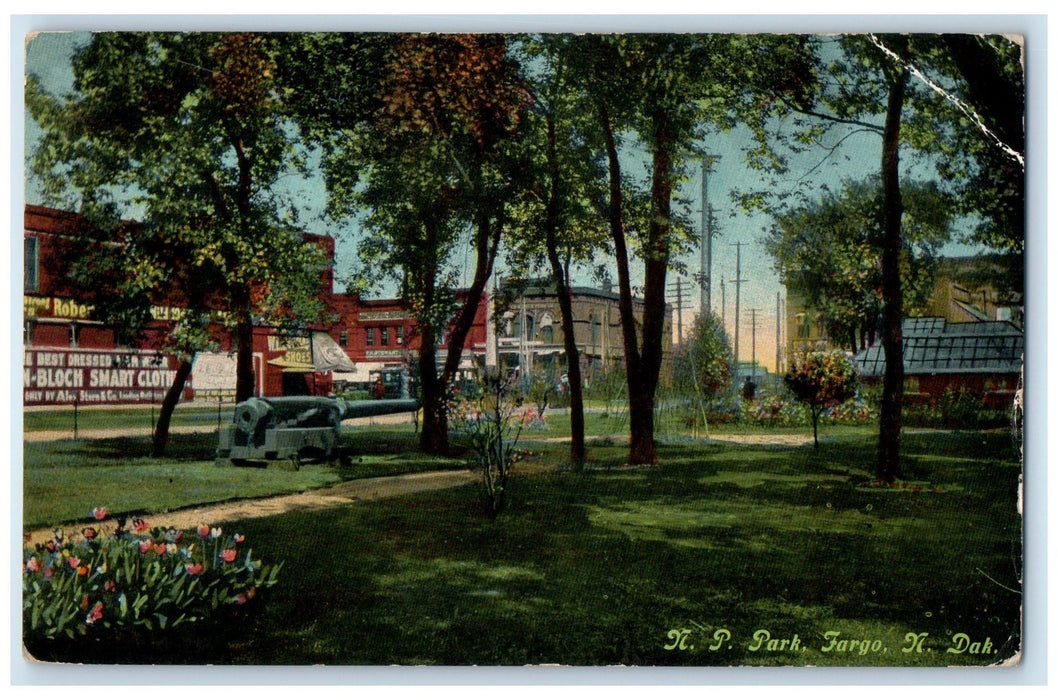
[784,351,860,447]
[23,511,281,644]
[450,372,535,517]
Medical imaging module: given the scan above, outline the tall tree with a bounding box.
[503,35,613,471]
[743,33,1023,482]
[569,33,815,465]
[765,176,954,351]
[27,32,329,455]
[287,34,531,454]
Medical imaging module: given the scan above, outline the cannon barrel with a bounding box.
[217,396,420,466]
[339,398,420,421]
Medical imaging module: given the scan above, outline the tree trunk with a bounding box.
[877,41,910,483]
[151,358,194,457]
[597,99,658,466]
[812,406,821,449]
[418,320,449,454]
[627,117,676,466]
[543,107,586,471]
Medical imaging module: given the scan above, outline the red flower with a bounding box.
[67,556,80,569]
[25,557,41,573]
[140,540,153,554]
[186,563,204,577]
[85,602,104,625]
[197,524,211,538]
[92,507,108,521]
[220,549,237,564]
[104,579,117,592]
[134,518,150,533]
[77,566,89,577]
[82,527,97,540]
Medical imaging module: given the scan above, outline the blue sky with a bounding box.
[19,26,1006,372]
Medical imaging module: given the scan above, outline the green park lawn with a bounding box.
[22,410,1022,667]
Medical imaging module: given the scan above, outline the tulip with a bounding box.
[85,602,104,625]
[92,507,108,521]
[220,549,237,564]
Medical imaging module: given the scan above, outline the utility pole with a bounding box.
[776,292,782,376]
[749,308,760,380]
[700,155,718,319]
[720,278,726,331]
[667,276,693,346]
[676,276,684,342]
[730,242,748,383]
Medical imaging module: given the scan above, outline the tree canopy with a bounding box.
[27,32,330,453]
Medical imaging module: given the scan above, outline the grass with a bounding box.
[22,428,468,528]
[22,403,235,433]
[23,423,1023,667]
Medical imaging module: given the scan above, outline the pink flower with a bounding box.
[232,534,245,545]
[186,563,204,577]
[140,540,153,554]
[43,567,53,578]
[67,556,80,569]
[220,549,237,564]
[104,580,117,592]
[25,557,41,573]
[82,527,97,540]
[92,507,108,521]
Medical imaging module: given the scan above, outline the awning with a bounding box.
[265,332,357,373]
[311,332,358,373]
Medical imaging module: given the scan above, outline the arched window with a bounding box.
[796,313,811,339]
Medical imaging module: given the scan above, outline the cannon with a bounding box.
[216,396,419,467]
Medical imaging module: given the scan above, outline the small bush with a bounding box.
[23,511,281,645]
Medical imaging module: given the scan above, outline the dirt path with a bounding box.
[24,468,478,546]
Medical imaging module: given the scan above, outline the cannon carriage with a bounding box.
[216,396,419,468]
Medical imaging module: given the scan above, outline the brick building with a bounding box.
[493,278,674,385]
[22,204,491,406]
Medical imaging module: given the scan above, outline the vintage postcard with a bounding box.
[17,18,1034,681]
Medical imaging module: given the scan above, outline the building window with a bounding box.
[366,327,376,346]
[339,330,349,346]
[24,236,39,292]
[397,326,405,345]
[381,327,390,346]
[525,315,536,340]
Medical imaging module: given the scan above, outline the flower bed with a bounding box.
[23,508,281,648]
